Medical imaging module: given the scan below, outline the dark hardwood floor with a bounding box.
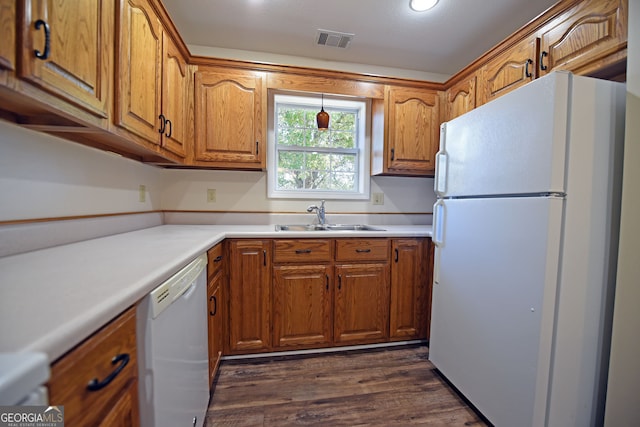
[205,345,488,426]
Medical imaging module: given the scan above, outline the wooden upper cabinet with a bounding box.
[539,0,627,76]
[481,36,539,104]
[193,68,266,169]
[446,74,477,120]
[0,0,16,73]
[19,0,113,118]
[116,0,163,145]
[116,0,190,160]
[159,33,190,158]
[372,85,440,176]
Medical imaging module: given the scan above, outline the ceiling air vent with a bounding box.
[316,29,354,49]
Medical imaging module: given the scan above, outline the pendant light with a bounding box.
[316,94,330,130]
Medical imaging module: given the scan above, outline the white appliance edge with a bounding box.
[430,71,626,426]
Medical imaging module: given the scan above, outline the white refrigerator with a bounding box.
[430,71,626,427]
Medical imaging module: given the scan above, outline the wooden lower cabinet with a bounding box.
[334,263,390,344]
[227,239,271,353]
[48,306,139,427]
[390,238,430,341]
[273,264,333,348]
[207,242,225,385]
[228,237,431,355]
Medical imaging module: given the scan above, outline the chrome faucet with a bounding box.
[307,200,326,225]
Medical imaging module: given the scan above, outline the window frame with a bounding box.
[267,91,371,200]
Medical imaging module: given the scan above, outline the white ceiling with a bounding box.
[161,0,558,78]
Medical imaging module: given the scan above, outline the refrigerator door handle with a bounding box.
[432,199,445,247]
[434,124,448,197]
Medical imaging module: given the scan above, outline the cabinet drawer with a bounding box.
[335,239,389,262]
[273,239,332,263]
[48,306,137,427]
[208,242,225,278]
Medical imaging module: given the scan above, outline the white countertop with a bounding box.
[0,224,431,362]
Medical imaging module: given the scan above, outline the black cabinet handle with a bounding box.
[209,295,217,316]
[355,248,371,253]
[214,255,223,263]
[165,119,172,138]
[86,354,129,391]
[390,148,395,161]
[256,141,259,155]
[394,248,399,263]
[540,51,548,71]
[525,58,533,78]
[263,250,267,266]
[326,274,329,291]
[295,249,312,254]
[158,114,166,134]
[338,274,342,290]
[34,19,51,60]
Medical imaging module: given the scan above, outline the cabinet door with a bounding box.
[160,32,190,158]
[446,75,477,120]
[482,36,539,104]
[116,0,162,145]
[20,0,112,117]
[390,239,429,340]
[207,273,224,386]
[228,240,271,353]
[539,0,627,76]
[194,69,266,168]
[273,265,332,348]
[386,86,439,175]
[334,263,390,344]
[0,0,16,73]
[96,380,140,427]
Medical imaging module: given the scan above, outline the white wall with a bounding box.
[0,121,163,222]
[0,120,434,223]
[161,169,434,214]
[604,0,640,424]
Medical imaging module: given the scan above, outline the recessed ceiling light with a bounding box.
[410,0,439,12]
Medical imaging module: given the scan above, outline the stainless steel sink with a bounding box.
[275,224,385,231]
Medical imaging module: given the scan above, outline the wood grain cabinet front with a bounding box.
[538,0,627,77]
[0,0,16,77]
[48,306,139,427]
[207,242,226,387]
[372,85,440,176]
[227,240,271,354]
[481,36,540,104]
[18,0,113,118]
[193,67,267,169]
[390,238,430,341]
[446,74,478,120]
[115,0,191,161]
[272,239,333,349]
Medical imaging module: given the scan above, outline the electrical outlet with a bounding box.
[372,192,384,205]
[207,189,216,203]
[139,185,146,203]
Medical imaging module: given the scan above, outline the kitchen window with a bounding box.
[267,92,370,199]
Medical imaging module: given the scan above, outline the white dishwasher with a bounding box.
[137,254,209,427]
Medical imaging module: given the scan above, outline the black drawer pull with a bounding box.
[34,19,51,60]
[210,295,217,316]
[158,114,166,134]
[165,119,172,138]
[394,248,399,263]
[295,249,312,254]
[86,353,129,391]
[213,255,223,263]
[355,248,371,253]
[540,51,548,71]
[525,58,533,78]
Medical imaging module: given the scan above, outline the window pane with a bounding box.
[272,94,366,197]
